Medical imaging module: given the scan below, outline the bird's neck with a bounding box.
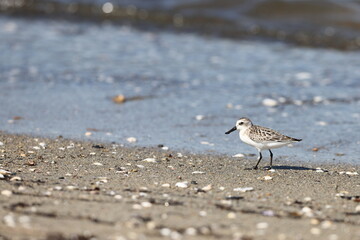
[239,127,250,135]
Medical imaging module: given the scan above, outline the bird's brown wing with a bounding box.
[249,125,296,142]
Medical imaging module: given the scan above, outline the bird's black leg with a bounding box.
[269,149,273,169]
[253,151,262,170]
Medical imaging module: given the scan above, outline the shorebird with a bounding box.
[225,117,301,169]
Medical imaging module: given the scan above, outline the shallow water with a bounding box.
[2,0,360,50]
[0,16,359,164]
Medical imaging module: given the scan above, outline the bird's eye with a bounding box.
[239,122,243,125]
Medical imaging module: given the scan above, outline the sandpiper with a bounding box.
[225,117,301,169]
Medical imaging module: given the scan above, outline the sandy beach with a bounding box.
[1,1,360,239]
[0,133,359,240]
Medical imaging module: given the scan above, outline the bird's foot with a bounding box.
[264,166,272,170]
[252,166,259,170]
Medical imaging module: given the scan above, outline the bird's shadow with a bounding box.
[270,165,317,171]
[244,165,316,171]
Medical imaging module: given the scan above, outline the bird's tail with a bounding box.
[292,138,302,142]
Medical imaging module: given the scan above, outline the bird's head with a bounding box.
[225,117,253,134]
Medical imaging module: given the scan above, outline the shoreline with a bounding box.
[0,132,359,239]
[1,131,358,168]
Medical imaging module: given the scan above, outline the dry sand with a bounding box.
[0,133,359,240]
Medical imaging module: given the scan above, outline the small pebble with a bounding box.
[1,190,12,197]
[233,187,254,192]
[256,222,269,229]
[97,177,108,183]
[295,72,312,80]
[310,227,321,235]
[112,94,126,104]
[3,214,16,227]
[175,181,189,188]
[85,132,92,136]
[126,137,137,143]
[161,183,170,188]
[278,97,287,103]
[146,221,156,230]
[262,98,278,107]
[355,205,360,213]
[192,171,205,174]
[141,202,152,208]
[321,220,332,229]
[199,226,211,235]
[132,204,142,210]
[232,153,245,158]
[185,227,197,236]
[195,115,204,121]
[258,176,273,181]
[143,158,157,163]
[0,169,12,176]
[26,160,36,166]
[114,195,123,200]
[335,191,348,197]
[345,171,358,176]
[93,162,103,166]
[227,212,236,219]
[310,218,320,225]
[262,210,275,217]
[200,141,214,146]
[316,121,328,126]
[201,184,212,192]
[313,96,324,103]
[301,206,314,217]
[160,228,171,237]
[294,100,303,106]
[67,143,75,149]
[10,176,22,181]
[0,142,3,146]
[199,211,207,217]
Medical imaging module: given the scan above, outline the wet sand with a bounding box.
[0,133,359,240]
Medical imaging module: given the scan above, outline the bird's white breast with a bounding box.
[239,130,263,150]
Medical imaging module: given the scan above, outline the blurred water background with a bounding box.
[0,0,359,164]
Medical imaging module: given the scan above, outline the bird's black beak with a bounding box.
[225,126,237,134]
